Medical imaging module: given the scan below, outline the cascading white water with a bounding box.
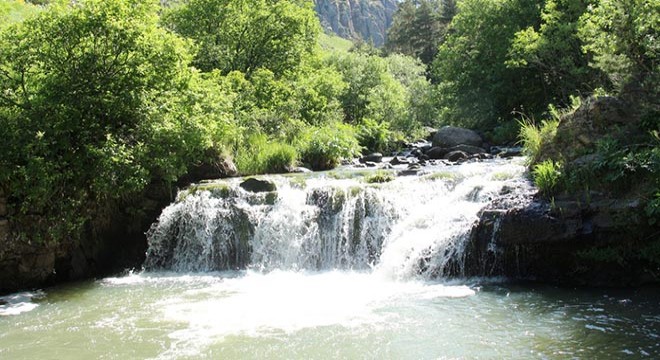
[145,158,528,279]
[6,157,660,359]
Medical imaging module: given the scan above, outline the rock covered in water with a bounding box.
[240,178,277,193]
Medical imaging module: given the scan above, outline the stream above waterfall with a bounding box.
[2,157,659,359]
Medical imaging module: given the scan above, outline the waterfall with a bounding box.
[144,158,528,279]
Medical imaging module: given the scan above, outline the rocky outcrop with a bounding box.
[463,181,660,286]
[0,181,174,295]
[314,0,399,46]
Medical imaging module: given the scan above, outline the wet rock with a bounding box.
[494,147,523,158]
[290,167,312,173]
[360,153,383,164]
[240,178,277,193]
[0,219,8,241]
[364,161,378,168]
[389,156,409,166]
[449,145,486,155]
[426,147,447,160]
[397,169,420,176]
[445,150,469,162]
[432,126,483,148]
[409,148,422,158]
[463,182,660,286]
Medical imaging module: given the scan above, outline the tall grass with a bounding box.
[234,133,298,175]
[532,160,562,196]
[518,118,559,164]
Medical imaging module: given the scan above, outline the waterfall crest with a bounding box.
[144,159,528,279]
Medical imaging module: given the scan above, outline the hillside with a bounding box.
[314,0,398,47]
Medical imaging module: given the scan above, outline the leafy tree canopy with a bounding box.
[164,0,320,77]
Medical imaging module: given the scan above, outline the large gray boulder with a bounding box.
[432,126,483,148]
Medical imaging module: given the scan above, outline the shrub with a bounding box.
[299,122,361,171]
[234,133,298,175]
[357,118,391,154]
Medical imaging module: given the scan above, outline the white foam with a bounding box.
[154,271,474,358]
[0,291,43,316]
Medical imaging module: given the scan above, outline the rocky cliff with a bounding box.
[464,187,660,286]
[314,0,399,47]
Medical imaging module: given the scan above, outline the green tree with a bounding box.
[508,0,607,105]
[385,0,456,65]
[0,0,221,240]
[579,0,659,99]
[431,0,543,132]
[164,0,320,77]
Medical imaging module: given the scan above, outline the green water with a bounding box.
[1,271,659,359]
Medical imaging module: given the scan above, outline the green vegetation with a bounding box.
[364,171,395,184]
[319,33,353,53]
[0,0,438,243]
[1,0,658,243]
[385,0,456,65]
[532,160,562,196]
[518,119,559,165]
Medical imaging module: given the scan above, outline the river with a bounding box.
[1,158,659,359]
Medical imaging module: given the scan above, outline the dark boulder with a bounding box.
[426,147,447,160]
[240,178,277,193]
[445,150,469,162]
[389,156,409,166]
[183,157,238,185]
[360,153,383,164]
[461,182,660,286]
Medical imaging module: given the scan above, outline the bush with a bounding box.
[357,118,391,154]
[0,0,205,242]
[533,160,562,196]
[234,133,298,175]
[299,123,361,171]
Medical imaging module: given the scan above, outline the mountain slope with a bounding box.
[314,0,399,47]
